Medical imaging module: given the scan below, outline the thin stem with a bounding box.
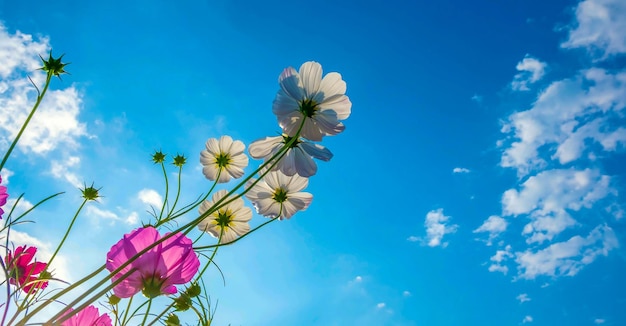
[139,298,152,326]
[158,161,169,222]
[145,301,174,326]
[167,166,183,217]
[121,295,133,326]
[0,73,52,172]
[46,199,87,270]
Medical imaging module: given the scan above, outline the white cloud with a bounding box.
[500,69,626,174]
[1,168,14,184]
[50,156,82,187]
[406,235,419,242]
[354,276,362,282]
[474,215,508,245]
[452,167,470,173]
[502,168,613,243]
[515,224,617,279]
[376,302,386,309]
[516,293,531,303]
[0,24,87,157]
[423,209,458,248]
[471,94,483,103]
[0,229,71,283]
[561,0,626,59]
[85,205,139,226]
[4,197,34,218]
[511,55,547,91]
[594,318,606,324]
[137,188,163,208]
[488,245,513,274]
[402,290,411,297]
[0,24,48,78]
[523,315,533,323]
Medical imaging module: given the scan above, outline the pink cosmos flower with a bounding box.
[5,245,49,293]
[0,175,8,219]
[106,227,200,298]
[61,306,112,326]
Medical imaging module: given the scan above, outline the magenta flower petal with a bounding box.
[5,245,49,293]
[61,306,112,326]
[106,227,200,298]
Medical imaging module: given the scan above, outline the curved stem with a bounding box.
[0,73,52,172]
[47,199,87,270]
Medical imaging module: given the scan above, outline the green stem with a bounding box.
[25,117,307,325]
[46,198,87,270]
[121,295,133,326]
[145,301,174,326]
[139,298,152,326]
[0,73,52,172]
[158,161,169,222]
[167,166,183,217]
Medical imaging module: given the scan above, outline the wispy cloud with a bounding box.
[137,188,163,209]
[523,315,533,323]
[561,0,626,59]
[488,245,513,274]
[85,205,139,226]
[474,215,507,246]
[516,293,531,303]
[515,224,617,280]
[511,55,547,91]
[422,209,458,248]
[402,290,411,297]
[502,168,612,244]
[452,167,470,173]
[0,23,88,187]
[594,318,606,324]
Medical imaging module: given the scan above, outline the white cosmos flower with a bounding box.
[245,170,313,220]
[200,135,249,183]
[248,134,333,177]
[272,61,352,141]
[198,190,252,244]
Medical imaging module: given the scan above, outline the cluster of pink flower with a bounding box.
[0,60,350,325]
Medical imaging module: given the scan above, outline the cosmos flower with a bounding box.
[273,61,352,141]
[106,227,200,298]
[245,170,313,219]
[60,306,112,326]
[198,190,252,244]
[200,136,249,183]
[0,175,8,219]
[5,245,49,293]
[248,134,333,177]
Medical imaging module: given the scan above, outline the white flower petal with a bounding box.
[279,67,304,100]
[229,221,251,236]
[204,138,220,156]
[293,147,317,177]
[300,119,325,141]
[202,165,220,181]
[218,135,234,153]
[285,173,309,192]
[249,136,282,159]
[278,148,298,176]
[272,90,300,116]
[314,112,345,136]
[319,94,352,120]
[299,61,323,98]
[318,72,346,98]
[300,142,333,162]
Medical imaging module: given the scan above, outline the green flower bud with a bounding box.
[173,154,187,167]
[39,51,70,80]
[81,183,100,201]
[152,150,166,164]
[165,313,181,326]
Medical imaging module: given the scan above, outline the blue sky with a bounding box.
[1,0,625,325]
